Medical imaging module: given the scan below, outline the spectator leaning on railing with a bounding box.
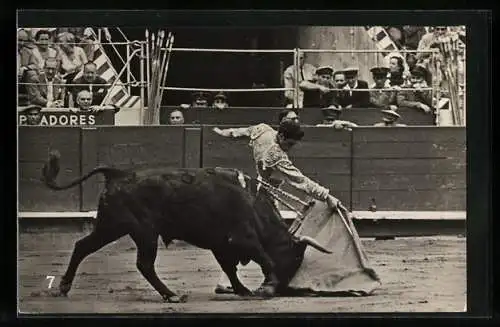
[316,107,358,130]
[69,62,109,107]
[299,66,335,109]
[71,90,120,115]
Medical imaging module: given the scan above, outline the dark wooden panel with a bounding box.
[80,128,99,211]
[352,189,466,211]
[352,141,466,159]
[353,127,466,143]
[291,158,351,175]
[353,158,466,175]
[184,128,202,169]
[352,173,466,191]
[18,127,81,211]
[95,126,185,169]
[164,106,435,126]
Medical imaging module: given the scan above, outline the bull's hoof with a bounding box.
[253,285,276,298]
[234,287,253,297]
[214,284,234,294]
[59,283,70,297]
[163,294,188,303]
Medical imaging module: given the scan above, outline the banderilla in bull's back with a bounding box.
[41,150,332,303]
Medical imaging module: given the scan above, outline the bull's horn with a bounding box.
[299,236,332,254]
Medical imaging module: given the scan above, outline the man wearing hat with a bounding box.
[18,105,43,126]
[192,91,210,108]
[396,65,433,114]
[299,66,335,108]
[369,66,398,110]
[212,92,229,110]
[373,109,407,127]
[342,67,370,108]
[316,107,358,130]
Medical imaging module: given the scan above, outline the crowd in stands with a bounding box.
[281,25,465,125]
[18,26,465,127]
[17,28,115,113]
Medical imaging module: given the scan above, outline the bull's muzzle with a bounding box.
[298,236,332,254]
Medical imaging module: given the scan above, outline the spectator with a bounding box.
[25,58,65,108]
[18,29,38,78]
[416,26,449,65]
[387,26,404,48]
[342,67,370,108]
[192,92,210,108]
[406,53,417,72]
[407,52,432,85]
[18,105,43,126]
[212,92,229,110]
[369,66,398,110]
[397,65,433,114]
[71,90,120,115]
[56,32,88,83]
[69,62,109,106]
[31,29,58,70]
[283,52,316,108]
[330,70,351,109]
[401,26,427,50]
[316,107,358,130]
[57,27,96,61]
[373,109,407,127]
[387,55,408,86]
[299,66,335,109]
[168,109,185,125]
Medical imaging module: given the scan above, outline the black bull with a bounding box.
[41,151,332,302]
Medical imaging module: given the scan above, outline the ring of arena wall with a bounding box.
[18,125,465,213]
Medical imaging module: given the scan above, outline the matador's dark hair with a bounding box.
[278,120,304,141]
[278,109,298,123]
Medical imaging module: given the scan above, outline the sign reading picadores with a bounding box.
[18,109,115,126]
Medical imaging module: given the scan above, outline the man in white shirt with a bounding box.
[283,52,316,108]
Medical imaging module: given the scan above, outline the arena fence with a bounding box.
[18,125,466,213]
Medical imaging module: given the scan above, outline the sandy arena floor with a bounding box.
[18,231,466,314]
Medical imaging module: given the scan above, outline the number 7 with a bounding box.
[46,275,55,289]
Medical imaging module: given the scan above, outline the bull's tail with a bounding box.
[42,150,125,191]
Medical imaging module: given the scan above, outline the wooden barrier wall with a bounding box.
[18,126,465,212]
[164,106,435,126]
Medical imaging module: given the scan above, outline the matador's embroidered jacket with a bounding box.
[217,123,330,201]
